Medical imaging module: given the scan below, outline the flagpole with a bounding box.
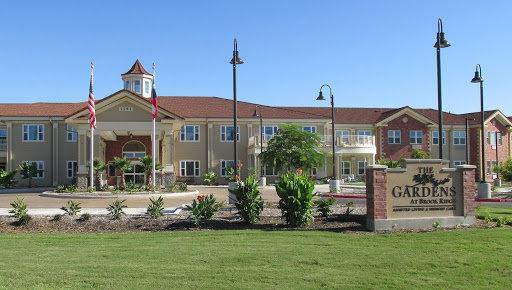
[89,62,95,190]
[152,63,156,191]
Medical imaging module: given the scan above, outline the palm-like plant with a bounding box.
[18,161,39,188]
[93,160,107,190]
[110,157,131,189]
[139,155,162,186]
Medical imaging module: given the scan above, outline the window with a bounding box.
[432,131,446,145]
[358,161,367,175]
[122,141,146,158]
[67,161,78,178]
[23,124,44,141]
[0,128,6,151]
[336,130,350,144]
[453,131,466,145]
[487,160,498,173]
[134,80,141,93]
[66,125,77,142]
[180,160,200,177]
[263,126,279,141]
[303,126,317,134]
[144,80,150,94]
[180,125,200,141]
[221,125,240,142]
[108,164,116,177]
[487,131,502,146]
[263,164,277,176]
[341,161,351,175]
[388,130,401,144]
[453,161,467,166]
[124,80,130,90]
[220,160,235,176]
[23,161,44,178]
[409,130,423,144]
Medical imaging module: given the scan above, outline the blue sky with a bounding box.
[0,0,510,115]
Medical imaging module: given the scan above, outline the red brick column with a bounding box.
[366,165,388,222]
[460,165,477,217]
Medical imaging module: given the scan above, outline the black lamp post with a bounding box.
[434,18,451,160]
[317,84,336,179]
[252,106,263,176]
[470,64,485,182]
[465,117,475,164]
[230,38,244,176]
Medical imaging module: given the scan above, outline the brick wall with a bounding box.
[366,166,387,220]
[380,114,430,160]
[105,136,152,162]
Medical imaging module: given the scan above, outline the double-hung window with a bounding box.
[220,125,240,142]
[23,124,44,141]
[303,126,317,134]
[263,164,277,176]
[357,161,367,175]
[357,130,372,143]
[220,160,235,176]
[180,160,200,177]
[67,161,78,178]
[134,80,141,93]
[124,80,131,90]
[453,131,466,145]
[23,161,44,178]
[487,131,502,146]
[0,128,6,151]
[341,161,351,175]
[180,125,200,142]
[432,131,446,145]
[66,125,77,142]
[263,126,279,141]
[144,80,150,94]
[409,130,423,144]
[388,130,401,144]
[336,130,350,144]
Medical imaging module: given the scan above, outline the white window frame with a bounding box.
[180,160,200,177]
[263,164,277,176]
[341,161,351,175]
[22,124,44,142]
[387,130,401,144]
[453,160,467,166]
[134,79,141,93]
[0,128,6,151]
[336,130,350,144]
[452,131,466,145]
[432,130,446,145]
[66,161,78,178]
[220,125,240,142]
[263,125,279,141]
[23,161,44,178]
[66,125,77,142]
[180,125,200,142]
[303,126,317,134]
[487,131,502,146]
[144,80,150,94]
[409,130,423,144]
[220,160,235,176]
[124,80,131,90]
[357,161,368,175]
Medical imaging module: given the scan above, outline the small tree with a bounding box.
[110,157,131,189]
[18,162,40,188]
[0,169,17,188]
[139,155,162,187]
[259,124,324,174]
[411,149,431,159]
[494,158,512,181]
[93,160,107,190]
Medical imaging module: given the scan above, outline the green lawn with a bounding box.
[477,205,512,219]
[0,229,511,289]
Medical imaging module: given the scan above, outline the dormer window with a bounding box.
[134,80,141,93]
[124,80,130,90]
[145,80,150,94]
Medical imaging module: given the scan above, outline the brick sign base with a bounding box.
[366,159,476,231]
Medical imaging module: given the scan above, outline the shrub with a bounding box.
[51,214,62,222]
[0,169,17,188]
[411,149,431,159]
[9,197,31,225]
[107,199,127,220]
[202,171,217,185]
[275,172,315,227]
[147,196,165,219]
[186,194,223,226]
[344,201,355,217]
[314,198,336,218]
[60,200,81,216]
[377,159,402,168]
[125,182,143,193]
[18,161,40,188]
[493,158,512,181]
[224,167,239,182]
[167,182,187,192]
[55,184,78,193]
[78,213,91,222]
[229,175,263,224]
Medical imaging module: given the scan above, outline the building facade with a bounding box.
[0,60,510,187]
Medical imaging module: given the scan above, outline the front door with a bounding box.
[125,163,145,185]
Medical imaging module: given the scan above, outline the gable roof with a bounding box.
[122,59,152,76]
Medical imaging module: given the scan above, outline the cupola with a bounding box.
[121,59,154,98]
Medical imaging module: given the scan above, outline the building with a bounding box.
[0,60,510,187]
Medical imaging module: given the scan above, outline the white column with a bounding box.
[6,122,12,171]
[77,129,88,174]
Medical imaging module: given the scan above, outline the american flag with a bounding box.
[151,84,158,119]
[88,66,96,129]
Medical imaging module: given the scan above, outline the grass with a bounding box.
[477,205,512,219]
[0,229,511,289]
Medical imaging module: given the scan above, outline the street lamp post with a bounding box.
[471,64,491,197]
[230,38,244,177]
[252,107,263,177]
[316,84,338,192]
[434,18,451,160]
[465,117,475,164]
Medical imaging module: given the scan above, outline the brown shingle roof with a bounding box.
[121,59,152,76]
[0,102,86,117]
[461,110,499,125]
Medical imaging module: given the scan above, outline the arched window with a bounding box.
[123,141,146,158]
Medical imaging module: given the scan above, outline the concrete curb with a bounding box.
[0,187,54,194]
[0,206,188,216]
[39,190,199,199]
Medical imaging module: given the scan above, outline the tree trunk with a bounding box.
[121,172,126,189]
